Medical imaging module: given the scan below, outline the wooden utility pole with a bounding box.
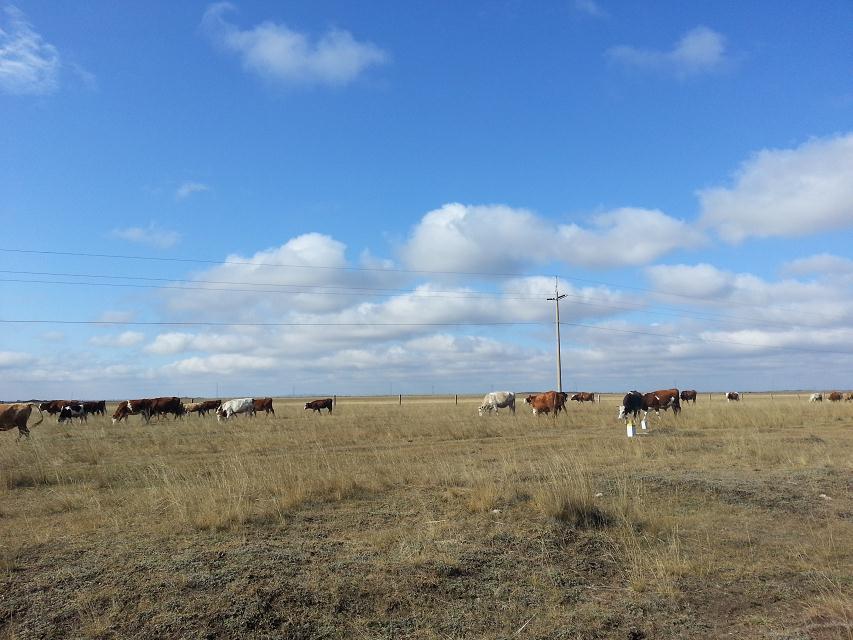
[547,277,567,393]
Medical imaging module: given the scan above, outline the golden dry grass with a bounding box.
[0,393,851,639]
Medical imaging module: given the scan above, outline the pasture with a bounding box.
[1,394,851,639]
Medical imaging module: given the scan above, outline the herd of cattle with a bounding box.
[0,396,335,439]
[2,388,852,440]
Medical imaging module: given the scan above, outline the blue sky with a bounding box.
[1,1,852,400]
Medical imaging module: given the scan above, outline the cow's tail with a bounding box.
[28,403,44,428]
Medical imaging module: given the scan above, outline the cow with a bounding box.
[571,392,595,403]
[618,389,680,425]
[845,393,853,402]
[0,403,44,440]
[304,398,333,414]
[680,390,697,404]
[58,403,87,424]
[828,391,843,402]
[524,391,567,416]
[38,400,73,415]
[809,393,823,403]
[478,391,515,416]
[112,400,148,424]
[253,397,275,416]
[82,400,106,416]
[726,392,740,402]
[149,397,184,420]
[184,399,221,417]
[217,398,255,421]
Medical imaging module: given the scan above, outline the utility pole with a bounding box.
[547,277,567,393]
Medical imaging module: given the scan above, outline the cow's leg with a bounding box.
[17,425,30,440]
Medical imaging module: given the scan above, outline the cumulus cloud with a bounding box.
[0,351,34,369]
[782,254,853,278]
[112,222,181,249]
[163,354,277,376]
[402,203,703,272]
[89,331,145,348]
[699,133,853,243]
[573,0,607,18]
[146,332,257,355]
[0,4,60,95]
[607,26,727,76]
[176,181,209,200]
[202,2,387,86]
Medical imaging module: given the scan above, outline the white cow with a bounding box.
[478,391,516,416]
[216,397,255,422]
[809,393,823,402]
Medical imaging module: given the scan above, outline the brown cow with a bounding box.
[304,398,333,414]
[82,400,106,416]
[38,400,73,415]
[726,392,740,402]
[184,399,221,416]
[643,389,681,415]
[253,397,275,416]
[571,392,595,403]
[680,389,697,404]
[525,391,568,416]
[828,391,843,402]
[0,403,44,439]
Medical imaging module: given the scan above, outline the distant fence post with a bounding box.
[709,393,712,402]
[333,395,336,407]
[399,394,402,405]
[455,394,458,405]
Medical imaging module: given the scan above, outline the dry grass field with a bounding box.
[1,394,851,639]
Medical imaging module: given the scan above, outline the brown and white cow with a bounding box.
[0,403,44,439]
[680,389,697,404]
[726,392,740,402]
[571,392,595,403]
[253,397,275,416]
[38,400,73,415]
[304,398,333,414]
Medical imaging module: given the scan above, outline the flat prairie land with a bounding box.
[1,395,851,639]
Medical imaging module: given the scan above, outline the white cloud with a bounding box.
[573,0,607,18]
[0,4,60,95]
[202,2,387,86]
[402,203,703,272]
[89,331,145,348]
[163,354,277,376]
[782,254,853,278]
[112,222,181,249]
[699,133,853,243]
[146,331,257,355]
[0,351,34,369]
[607,26,727,76]
[176,181,209,200]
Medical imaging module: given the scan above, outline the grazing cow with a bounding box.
[845,393,853,402]
[149,397,184,420]
[0,403,44,439]
[184,399,221,416]
[217,398,255,421]
[253,397,275,416]
[828,391,843,402]
[726,392,740,402]
[304,398,333,414]
[680,390,697,404]
[38,400,73,415]
[809,393,823,403]
[618,389,680,423]
[478,391,516,416]
[82,400,106,416]
[58,403,87,424]
[571,392,595,403]
[524,391,567,416]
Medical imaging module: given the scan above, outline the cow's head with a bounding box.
[617,405,626,420]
